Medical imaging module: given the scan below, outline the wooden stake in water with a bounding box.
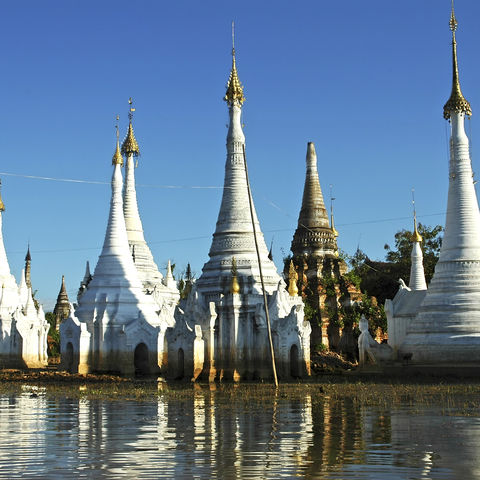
[242,144,278,388]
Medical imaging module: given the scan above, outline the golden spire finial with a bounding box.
[288,260,299,296]
[443,0,472,119]
[412,189,422,243]
[224,21,245,106]
[230,256,240,294]
[112,115,123,166]
[121,97,140,157]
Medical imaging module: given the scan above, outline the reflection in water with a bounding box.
[0,385,478,478]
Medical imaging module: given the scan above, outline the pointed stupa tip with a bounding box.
[112,118,124,166]
[224,22,245,106]
[112,139,123,166]
[306,142,317,165]
[83,261,91,281]
[443,1,472,119]
[61,274,67,292]
[121,99,140,156]
[25,245,31,262]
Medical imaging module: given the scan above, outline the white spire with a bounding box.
[123,151,164,286]
[402,8,480,363]
[196,48,281,295]
[409,242,427,291]
[164,260,176,289]
[439,113,480,260]
[82,261,91,283]
[0,205,24,309]
[24,287,36,315]
[408,204,427,291]
[98,162,139,278]
[0,212,11,280]
[121,104,165,291]
[74,159,159,325]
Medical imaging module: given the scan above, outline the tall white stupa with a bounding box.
[195,51,280,299]
[400,4,480,363]
[120,101,179,314]
[0,183,49,368]
[167,31,311,382]
[60,124,174,375]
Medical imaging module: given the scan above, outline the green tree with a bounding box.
[384,223,443,284]
[349,224,443,306]
[45,312,60,357]
[178,263,195,300]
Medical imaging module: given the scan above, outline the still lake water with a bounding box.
[0,383,479,479]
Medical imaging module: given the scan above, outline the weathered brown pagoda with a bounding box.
[291,142,360,351]
[53,275,70,330]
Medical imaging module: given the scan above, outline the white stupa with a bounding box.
[385,215,428,355]
[408,218,427,292]
[195,57,281,299]
[60,126,174,375]
[0,185,49,368]
[167,33,311,382]
[120,102,179,311]
[400,5,480,363]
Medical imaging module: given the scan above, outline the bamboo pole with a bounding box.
[242,144,278,388]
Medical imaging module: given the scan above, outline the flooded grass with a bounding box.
[1,368,480,415]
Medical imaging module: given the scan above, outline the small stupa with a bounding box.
[24,245,32,290]
[397,4,480,363]
[77,260,92,302]
[53,275,70,330]
[385,210,428,355]
[167,28,311,382]
[60,121,174,375]
[0,182,49,368]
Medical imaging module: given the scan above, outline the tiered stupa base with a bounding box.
[167,285,311,382]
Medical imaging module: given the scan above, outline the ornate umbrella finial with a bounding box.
[224,22,245,106]
[121,98,140,156]
[112,115,123,166]
[443,0,472,119]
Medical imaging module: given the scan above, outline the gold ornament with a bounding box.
[288,260,299,296]
[230,257,240,294]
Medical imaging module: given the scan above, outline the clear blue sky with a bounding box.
[0,0,478,310]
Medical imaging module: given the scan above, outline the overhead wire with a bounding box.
[0,169,446,256]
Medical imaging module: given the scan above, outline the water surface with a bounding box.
[0,383,478,479]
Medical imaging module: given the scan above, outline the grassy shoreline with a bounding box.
[1,368,480,412]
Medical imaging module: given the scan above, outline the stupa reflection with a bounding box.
[0,387,477,478]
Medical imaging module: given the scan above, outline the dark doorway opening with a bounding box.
[65,342,74,373]
[134,343,150,376]
[177,348,185,380]
[290,344,300,378]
